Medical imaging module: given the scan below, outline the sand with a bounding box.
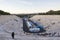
[0,15,60,40]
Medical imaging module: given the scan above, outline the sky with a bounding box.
[0,0,60,14]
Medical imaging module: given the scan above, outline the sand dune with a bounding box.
[0,15,60,40]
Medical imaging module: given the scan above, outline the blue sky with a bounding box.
[0,0,60,14]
